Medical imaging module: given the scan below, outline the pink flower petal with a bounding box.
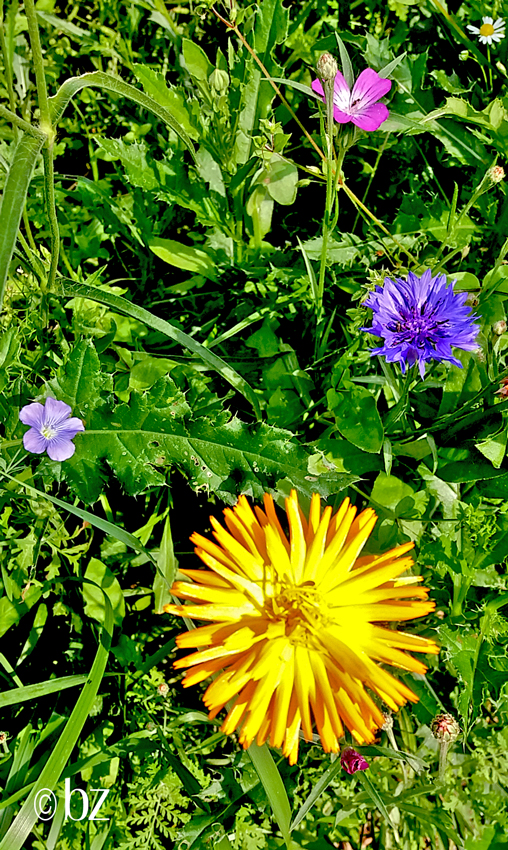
[351,68,392,106]
[311,78,325,97]
[333,105,353,123]
[19,402,45,428]
[23,429,48,454]
[351,103,389,131]
[332,70,351,101]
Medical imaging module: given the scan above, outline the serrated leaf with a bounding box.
[61,379,357,504]
[95,138,159,190]
[132,64,199,141]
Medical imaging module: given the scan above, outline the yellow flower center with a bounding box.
[480,22,495,35]
[268,581,326,642]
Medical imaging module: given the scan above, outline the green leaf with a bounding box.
[195,147,226,197]
[290,756,343,833]
[328,386,384,453]
[439,460,508,483]
[0,591,112,850]
[83,558,125,626]
[60,283,261,419]
[182,38,214,82]
[49,71,196,160]
[95,138,159,190]
[153,514,178,614]
[0,133,45,313]
[149,237,217,279]
[265,156,298,206]
[235,0,289,164]
[335,32,354,90]
[132,64,199,141]
[62,381,357,504]
[0,675,89,709]
[247,743,291,849]
[48,338,107,414]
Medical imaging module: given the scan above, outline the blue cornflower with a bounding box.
[362,269,480,377]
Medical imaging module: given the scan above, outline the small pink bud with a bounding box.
[493,319,507,335]
[340,747,369,774]
[157,683,169,697]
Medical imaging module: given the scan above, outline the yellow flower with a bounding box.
[165,491,439,764]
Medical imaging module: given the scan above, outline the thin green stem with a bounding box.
[352,134,389,233]
[0,104,46,139]
[42,146,60,291]
[341,180,421,266]
[24,0,51,129]
[22,208,38,253]
[438,740,450,781]
[0,3,16,117]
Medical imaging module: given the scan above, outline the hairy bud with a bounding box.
[431,713,461,744]
[316,52,338,82]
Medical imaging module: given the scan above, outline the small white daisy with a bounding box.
[467,16,505,45]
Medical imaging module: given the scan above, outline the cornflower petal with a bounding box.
[362,269,480,376]
[166,490,439,763]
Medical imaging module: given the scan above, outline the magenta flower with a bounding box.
[311,68,392,131]
[340,747,369,774]
[19,397,85,461]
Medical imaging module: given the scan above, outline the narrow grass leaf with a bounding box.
[247,743,292,848]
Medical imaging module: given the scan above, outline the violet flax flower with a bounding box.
[19,397,85,461]
[311,68,392,131]
[362,269,480,377]
[341,747,369,774]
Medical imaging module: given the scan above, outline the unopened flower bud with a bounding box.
[157,682,169,697]
[316,52,338,82]
[208,68,229,93]
[493,319,507,335]
[488,165,505,184]
[459,50,469,60]
[0,732,8,754]
[431,713,460,744]
[340,747,369,774]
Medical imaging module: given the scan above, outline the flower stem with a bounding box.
[438,740,450,781]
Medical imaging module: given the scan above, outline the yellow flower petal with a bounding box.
[167,491,439,762]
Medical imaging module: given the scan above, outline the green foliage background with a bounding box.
[1,0,508,847]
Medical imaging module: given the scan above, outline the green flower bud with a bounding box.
[316,52,338,82]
